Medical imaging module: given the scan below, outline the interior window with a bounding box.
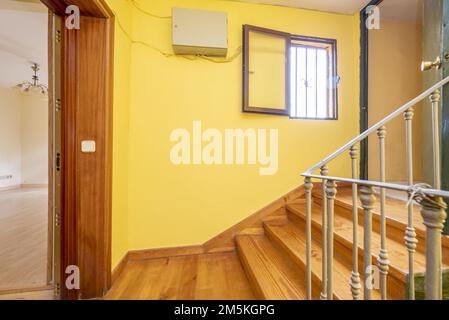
[290,36,338,119]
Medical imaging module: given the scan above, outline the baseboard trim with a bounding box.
[203,184,305,253]
[21,184,48,188]
[128,245,207,261]
[0,284,53,296]
[0,185,21,192]
[112,253,129,284]
[111,184,306,284]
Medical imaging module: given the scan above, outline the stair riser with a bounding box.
[288,208,405,300]
[236,240,267,299]
[285,214,391,300]
[236,236,307,300]
[264,224,327,300]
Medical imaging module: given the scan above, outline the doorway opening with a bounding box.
[0,0,54,300]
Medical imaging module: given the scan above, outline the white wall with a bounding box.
[0,87,22,187]
[21,93,48,185]
[0,87,48,188]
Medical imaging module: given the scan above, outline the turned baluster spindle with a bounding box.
[404,107,418,300]
[377,126,389,300]
[360,185,376,300]
[304,177,313,300]
[419,196,447,300]
[320,165,329,300]
[349,146,361,300]
[430,90,442,190]
[430,90,443,299]
[326,180,337,300]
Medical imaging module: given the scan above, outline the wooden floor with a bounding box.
[105,252,255,300]
[0,287,54,300]
[0,187,48,290]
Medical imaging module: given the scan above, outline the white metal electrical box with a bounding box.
[172,7,228,57]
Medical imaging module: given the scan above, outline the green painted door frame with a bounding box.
[441,0,449,234]
[424,0,449,234]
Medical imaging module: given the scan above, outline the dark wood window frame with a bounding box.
[242,25,291,116]
[289,35,338,120]
[242,25,339,120]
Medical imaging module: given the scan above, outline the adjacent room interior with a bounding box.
[0,0,52,296]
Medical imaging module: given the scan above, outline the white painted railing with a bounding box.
[302,76,449,300]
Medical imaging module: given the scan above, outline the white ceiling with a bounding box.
[0,0,48,88]
[230,0,372,15]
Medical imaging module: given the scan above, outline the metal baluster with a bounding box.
[418,195,447,300]
[320,165,328,300]
[304,177,313,300]
[360,186,376,300]
[430,90,443,299]
[326,180,337,300]
[404,108,418,300]
[430,90,442,191]
[349,146,361,300]
[377,127,389,300]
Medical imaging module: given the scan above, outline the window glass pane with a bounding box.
[316,48,328,118]
[289,38,336,119]
[297,47,307,118]
[290,47,297,117]
[248,30,287,110]
[306,48,317,118]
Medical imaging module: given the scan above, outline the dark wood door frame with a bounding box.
[41,0,114,299]
[360,0,383,180]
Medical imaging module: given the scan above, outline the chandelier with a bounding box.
[16,63,48,95]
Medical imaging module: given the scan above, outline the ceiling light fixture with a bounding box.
[16,62,48,95]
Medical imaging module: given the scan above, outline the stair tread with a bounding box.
[236,235,307,300]
[313,186,424,232]
[287,202,433,278]
[312,186,449,249]
[265,220,382,300]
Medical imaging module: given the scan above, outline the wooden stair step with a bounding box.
[312,187,449,263]
[287,202,428,275]
[264,219,383,300]
[287,201,438,299]
[236,235,307,300]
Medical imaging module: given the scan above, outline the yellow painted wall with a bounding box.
[109,0,361,267]
[106,0,132,268]
[368,19,423,182]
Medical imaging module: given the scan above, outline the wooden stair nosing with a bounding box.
[311,190,449,252]
[286,203,414,283]
[287,204,409,299]
[236,235,307,300]
[264,220,351,300]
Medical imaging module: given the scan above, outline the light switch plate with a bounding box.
[81,140,96,153]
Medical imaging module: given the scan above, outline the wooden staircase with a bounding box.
[235,185,449,300]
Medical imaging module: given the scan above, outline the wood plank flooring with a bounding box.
[105,252,255,300]
[0,187,48,290]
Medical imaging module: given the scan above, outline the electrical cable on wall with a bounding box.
[116,2,242,64]
[130,0,172,19]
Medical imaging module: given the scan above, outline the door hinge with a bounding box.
[54,282,60,298]
[55,98,61,112]
[56,153,61,172]
[56,29,61,44]
[55,209,61,227]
